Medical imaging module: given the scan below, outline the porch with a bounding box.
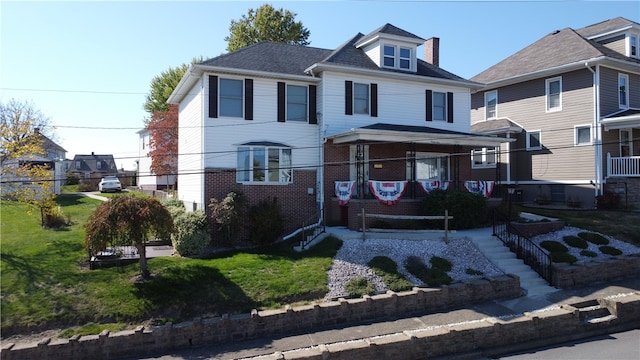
[607,153,640,177]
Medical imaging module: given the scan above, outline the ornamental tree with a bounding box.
[147,105,178,188]
[84,195,173,278]
[225,4,310,52]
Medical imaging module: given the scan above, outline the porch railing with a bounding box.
[283,209,325,251]
[492,210,553,284]
[607,153,640,177]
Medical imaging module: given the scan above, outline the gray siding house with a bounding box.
[470,17,640,209]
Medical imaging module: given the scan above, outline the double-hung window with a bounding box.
[485,90,497,120]
[619,73,629,108]
[399,47,411,70]
[383,45,395,67]
[631,35,638,58]
[354,83,369,114]
[406,152,450,181]
[286,85,307,122]
[237,145,292,183]
[575,125,592,146]
[546,77,562,112]
[219,78,243,117]
[383,45,412,70]
[527,130,542,150]
[433,92,446,121]
[471,147,498,169]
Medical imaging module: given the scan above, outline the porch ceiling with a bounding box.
[602,109,640,130]
[328,123,513,147]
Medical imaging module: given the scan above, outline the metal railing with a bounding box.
[492,210,553,283]
[607,153,640,177]
[282,209,325,251]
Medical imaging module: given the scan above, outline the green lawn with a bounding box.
[1,195,340,337]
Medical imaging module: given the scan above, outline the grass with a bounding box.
[518,205,640,246]
[1,195,341,337]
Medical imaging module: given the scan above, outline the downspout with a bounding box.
[506,132,511,184]
[585,62,603,200]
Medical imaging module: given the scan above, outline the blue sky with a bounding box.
[1,0,638,170]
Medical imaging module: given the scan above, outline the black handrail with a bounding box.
[299,209,325,250]
[492,209,553,284]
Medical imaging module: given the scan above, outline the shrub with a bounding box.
[540,240,568,253]
[344,276,376,298]
[430,256,452,272]
[43,206,67,228]
[368,256,413,292]
[78,178,99,192]
[247,197,284,245]
[599,246,623,256]
[563,235,588,249]
[422,189,487,229]
[209,192,247,245]
[65,172,80,185]
[596,190,620,210]
[551,252,577,264]
[466,268,483,276]
[171,210,210,257]
[404,255,452,287]
[580,250,598,258]
[578,232,609,245]
[164,199,186,219]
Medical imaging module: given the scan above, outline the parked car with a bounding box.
[98,176,121,193]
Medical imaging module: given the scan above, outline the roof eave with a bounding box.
[328,128,513,146]
[306,63,484,90]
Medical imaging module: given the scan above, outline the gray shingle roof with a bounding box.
[361,123,479,137]
[471,17,640,84]
[197,24,465,82]
[357,23,425,44]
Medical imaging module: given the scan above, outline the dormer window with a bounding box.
[382,44,413,70]
[631,35,639,59]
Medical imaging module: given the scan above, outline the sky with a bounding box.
[1,0,639,170]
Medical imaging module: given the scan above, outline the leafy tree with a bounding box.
[0,99,58,226]
[143,63,190,117]
[225,4,310,52]
[147,104,178,188]
[84,195,174,278]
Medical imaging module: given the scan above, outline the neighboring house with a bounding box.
[1,128,66,196]
[67,153,118,181]
[470,17,640,209]
[168,24,508,235]
[136,129,177,190]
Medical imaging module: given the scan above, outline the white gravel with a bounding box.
[324,228,640,301]
[323,236,504,301]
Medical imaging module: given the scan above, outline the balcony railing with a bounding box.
[607,153,640,177]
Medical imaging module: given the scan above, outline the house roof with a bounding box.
[354,23,425,48]
[575,17,638,38]
[37,133,66,154]
[471,118,523,135]
[72,154,117,173]
[471,17,640,85]
[601,108,640,130]
[328,123,512,147]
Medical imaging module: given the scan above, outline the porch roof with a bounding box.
[328,123,513,146]
[601,108,640,130]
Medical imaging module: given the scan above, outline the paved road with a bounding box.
[496,329,640,360]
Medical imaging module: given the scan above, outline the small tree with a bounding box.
[209,191,247,245]
[84,195,173,278]
[147,105,178,189]
[225,4,310,52]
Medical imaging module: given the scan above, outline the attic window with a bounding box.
[399,48,411,69]
[383,44,413,70]
[383,45,395,67]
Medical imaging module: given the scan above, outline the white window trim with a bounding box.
[471,147,498,169]
[382,43,414,71]
[574,124,592,146]
[286,84,308,122]
[353,82,370,115]
[485,90,497,120]
[545,77,562,112]
[219,77,244,118]
[527,130,542,150]
[618,73,629,109]
[399,46,412,70]
[236,146,292,184]
[432,91,447,121]
[406,151,450,181]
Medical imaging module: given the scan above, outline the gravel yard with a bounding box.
[324,228,640,301]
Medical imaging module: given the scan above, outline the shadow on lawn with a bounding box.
[0,252,45,292]
[134,264,253,319]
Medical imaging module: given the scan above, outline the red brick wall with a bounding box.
[204,168,318,243]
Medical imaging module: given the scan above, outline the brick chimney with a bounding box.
[424,37,440,67]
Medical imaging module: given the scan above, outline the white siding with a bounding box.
[202,73,319,172]
[178,78,205,209]
[321,71,472,137]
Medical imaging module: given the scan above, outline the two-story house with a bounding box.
[68,153,118,180]
[470,17,640,209]
[168,24,508,236]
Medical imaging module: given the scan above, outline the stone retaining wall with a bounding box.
[0,275,520,360]
[552,254,640,288]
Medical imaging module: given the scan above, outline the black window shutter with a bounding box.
[244,79,253,120]
[208,75,218,118]
[308,85,317,124]
[277,82,286,122]
[370,83,378,117]
[447,92,454,123]
[425,90,432,122]
[345,80,353,115]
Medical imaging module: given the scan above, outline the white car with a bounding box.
[99,176,122,193]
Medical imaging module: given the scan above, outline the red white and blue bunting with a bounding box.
[334,181,356,206]
[464,180,495,199]
[368,180,408,206]
[418,180,451,194]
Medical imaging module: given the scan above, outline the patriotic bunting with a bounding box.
[464,180,495,199]
[368,180,408,206]
[418,180,451,194]
[334,181,356,206]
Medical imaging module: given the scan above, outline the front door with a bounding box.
[349,144,369,198]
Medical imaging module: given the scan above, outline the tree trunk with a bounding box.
[136,243,150,278]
